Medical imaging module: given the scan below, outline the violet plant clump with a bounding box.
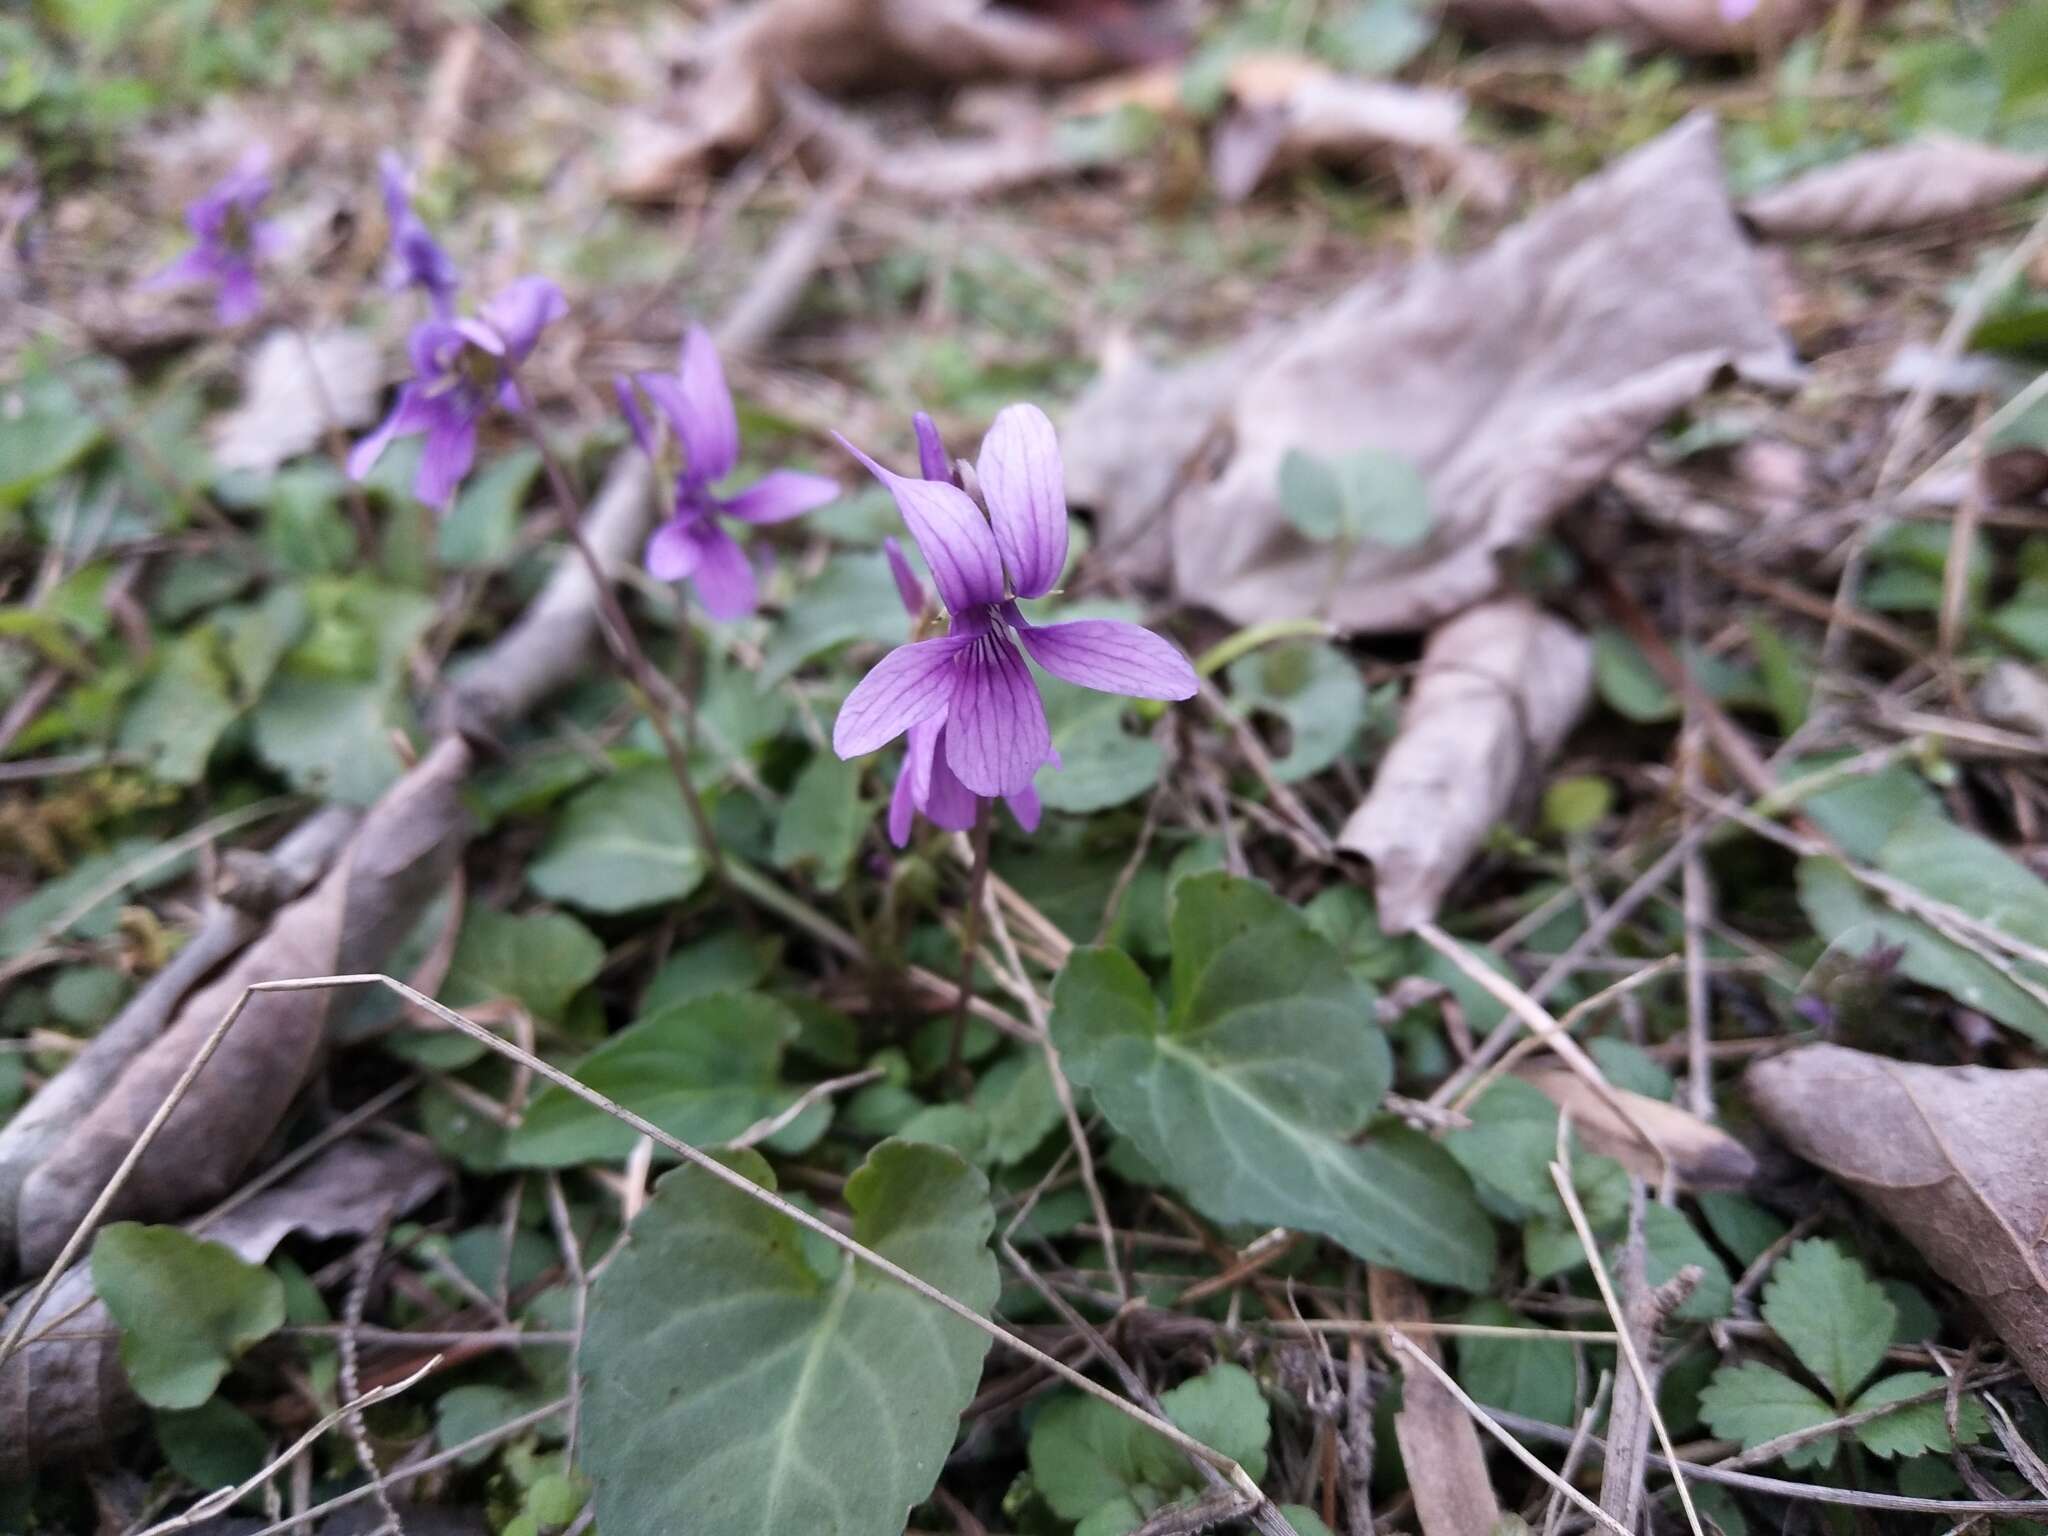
[347,276,567,509]
[142,146,281,326]
[617,325,840,620]
[833,404,1198,810]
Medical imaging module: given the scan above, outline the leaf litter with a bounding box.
[7,1,2048,1533]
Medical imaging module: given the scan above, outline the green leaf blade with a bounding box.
[581,1141,997,1536]
[1761,1239,1896,1401]
[91,1224,285,1409]
[1051,880,1493,1288]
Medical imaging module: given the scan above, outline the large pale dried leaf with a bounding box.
[1066,114,1796,633]
[15,742,471,1273]
[1444,0,1828,53]
[1207,55,1508,208]
[0,1138,444,1477]
[210,329,379,474]
[1515,1062,1757,1189]
[1746,1044,2048,1397]
[1370,1267,1503,1536]
[1743,140,2048,241]
[609,0,1136,197]
[1339,599,1591,932]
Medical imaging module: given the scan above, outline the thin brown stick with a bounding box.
[1383,1332,1634,1536]
[134,1358,442,1536]
[1549,1130,1704,1536]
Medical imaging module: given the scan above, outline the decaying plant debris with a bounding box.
[7,0,2048,1532]
[1749,1045,2048,1398]
[1067,113,1796,634]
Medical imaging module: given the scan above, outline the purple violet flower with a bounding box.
[143,147,281,326]
[882,531,1041,845]
[833,403,1197,801]
[347,276,567,509]
[379,151,459,318]
[618,326,840,621]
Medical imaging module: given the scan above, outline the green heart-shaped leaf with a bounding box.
[580,1140,997,1536]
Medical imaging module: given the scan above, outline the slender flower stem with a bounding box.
[510,400,729,891]
[947,812,994,1084]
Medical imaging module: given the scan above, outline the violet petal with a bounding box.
[922,729,982,830]
[674,325,740,485]
[833,634,972,758]
[687,521,758,621]
[615,376,658,460]
[477,277,566,364]
[721,469,838,525]
[887,760,919,847]
[913,411,952,483]
[1012,615,1197,701]
[945,631,1052,797]
[347,384,437,482]
[836,435,1005,614]
[415,409,479,509]
[976,402,1068,599]
[884,536,927,618]
[1004,786,1042,834]
[646,516,706,582]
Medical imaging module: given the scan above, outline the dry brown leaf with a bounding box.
[14,742,471,1274]
[0,1138,445,1478]
[609,0,1140,197]
[0,808,359,1278]
[1369,1267,1503,1536]
[1516,1062,1758,1189]
[210,328,380,475]
[1444,0,1829,53]
[1207,55,1509,208]
[781,81,1090,203]
[1066,113,1796,633]
[1743,139,2048,241]
[1338,598,1591,933]
[1746,1044,2048,1397]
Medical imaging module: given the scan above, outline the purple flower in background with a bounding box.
[882,532,1042,845]
[833,403,1197,801]
[379,151,458,318]
[1719,0,1759,19]
[347,276,566,509]
[619,326,840,620]
[144,147,280,326]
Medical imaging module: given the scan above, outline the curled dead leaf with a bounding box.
[1340,598,1592,933]
[1746,1044,2048,1397]
[14,742,471,1274]
[610,0,1147,197]
[1205,54,1509,209]
[1066,114,1796,634]
[0,1138,445,1478]
[1743,139,2048,241]
[1516,1062,1758,1189]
